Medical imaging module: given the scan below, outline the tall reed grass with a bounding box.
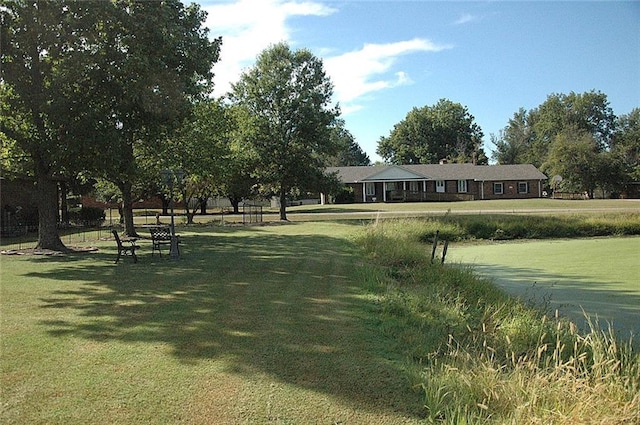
[402,211,640,241]
[355,218,640,424]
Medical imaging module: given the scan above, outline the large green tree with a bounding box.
[1,1,112,250]
[543,126,602,198]
[493,91,617,168]
[85,0,221,236]
[611,108,640,190]
[1,0,221,245]
[492,90,625,196]
[166,99,231,224]
[229,42,340,220]
[377,99,486,165]
[491,108,534,165]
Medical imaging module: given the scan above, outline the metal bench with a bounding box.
[112,230,139,263]
[149,226,179,257]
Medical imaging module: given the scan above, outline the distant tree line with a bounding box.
[491,91,639,198]
[375,91,638,199]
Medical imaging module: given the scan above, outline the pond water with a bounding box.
[448,237,640,342]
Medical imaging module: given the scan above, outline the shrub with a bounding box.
[69,206,105,227]
[333,186,355,204]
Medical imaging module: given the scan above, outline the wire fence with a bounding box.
[242,203,263,224]
[0,227,111,251]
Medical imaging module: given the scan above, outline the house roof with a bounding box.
[327,163,548,183]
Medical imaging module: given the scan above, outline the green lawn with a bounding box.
[110,198,640,227]
[448,237,640,339]
[1,222,425,424]
[287,198,640,216]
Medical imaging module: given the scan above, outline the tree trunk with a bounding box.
[119,182,138,237]
[35,175,67,251]
[186,211,195,225]
[161,196,169,215]
[183,191,197,224]
[230,197,241,214]
[279,187,288,221]
[60,181,69,226]
[199,197,207,215]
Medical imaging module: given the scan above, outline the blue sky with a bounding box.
[197,0,639,162]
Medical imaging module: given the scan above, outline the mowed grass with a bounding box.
[287,198,640,217]
[109,198,640,227]
[1,222,425,424]
[448,237,640,339]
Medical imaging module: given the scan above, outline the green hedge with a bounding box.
[68,206,105,227]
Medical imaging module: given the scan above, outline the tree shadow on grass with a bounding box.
[26,225,425,420]
[459,262,640,341]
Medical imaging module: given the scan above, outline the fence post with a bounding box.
[431,230,439,263]
[441,240,449,264]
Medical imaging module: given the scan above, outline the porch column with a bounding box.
[362,183,367,203]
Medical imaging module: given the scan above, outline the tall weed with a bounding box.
[410,212,640,241]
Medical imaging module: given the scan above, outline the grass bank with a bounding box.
[355,218,639,424]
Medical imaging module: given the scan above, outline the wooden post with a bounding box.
[431,230,439,263]
[441,240,449,264]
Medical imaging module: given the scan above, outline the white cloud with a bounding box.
[453,12,496,26]
[203,0,336,96]
[201,1,452,114]
[454,13,477,25]
[324,39,452,113]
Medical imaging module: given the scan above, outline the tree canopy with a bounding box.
[377,99,486,165]
[326,119,371,166]
[166,99,232,223]
[611,108,640,185]
[80,0,221,236]
[230,42,340,220]
[492,90,635,196]
[492,91,617,167]
[1,1,110,249]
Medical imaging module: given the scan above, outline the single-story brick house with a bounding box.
[325,163,548,203]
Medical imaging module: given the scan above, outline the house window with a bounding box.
[365,182,375,196]
[494,182,504,195]
[436,180,445,193]
[385,181,401,191]
[457,180,468,193]
[518,182,529,194]
[409,181,420,192]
